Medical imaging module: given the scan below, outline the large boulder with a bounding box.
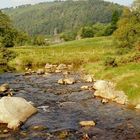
[93,80,128,105]
[0,97,37,130]
[94,80,116,99]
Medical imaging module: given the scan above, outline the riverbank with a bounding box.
[8,36,140,105]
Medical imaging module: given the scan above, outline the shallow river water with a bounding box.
[0,72,140,140]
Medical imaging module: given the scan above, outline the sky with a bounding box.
[0,0,134,9]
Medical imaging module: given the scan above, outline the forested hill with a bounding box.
[3,0,123,35]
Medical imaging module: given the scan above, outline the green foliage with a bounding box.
[80,26,94,38]
[60,31,77,41]
[3,0,122,35]
[114,7,140,48]
[104,10,121,36]
[33,35,46,46]
[0,10,11,30]
[92,23,107,37]
[104,57,118,67]
[0,46,15,65]
[0,10,30,47]
[115,48,130,55]
[111,10,120,25]
[14,31,29,46]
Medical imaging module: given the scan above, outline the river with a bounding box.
[0,72,140,139]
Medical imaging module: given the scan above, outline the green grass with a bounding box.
[9,37,114,67]
[9,36,140,105]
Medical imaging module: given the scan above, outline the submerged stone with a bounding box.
[79,121,96,127]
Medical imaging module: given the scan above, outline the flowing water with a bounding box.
[0,72,140,140]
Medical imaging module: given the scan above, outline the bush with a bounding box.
[116,48,130,55]
[92,23,107,37]
[60,31,77,41]
[80,26,94,38]
[104,57,118,67]
[0,47,16,65]
[113,8,140,49]
[32,35,46,46]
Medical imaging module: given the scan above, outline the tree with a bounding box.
[60,31,77,41]
[33,35,46,46]
[104,10,121,36]
[113,5,140,48]
[0,10,30,47]
[80,26,94,38]
[92,23,107,37]
[14,31,29,46]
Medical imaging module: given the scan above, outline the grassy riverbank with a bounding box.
[9,36,140,104]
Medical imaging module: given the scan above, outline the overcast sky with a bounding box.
[0,0,133,9]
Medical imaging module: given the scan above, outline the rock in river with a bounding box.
[0,97,37,130]
[57,64,67,70]
[81,86,89,90]
[58,78,76,85]
[37,69,45,75]
[79,121,96,127]
[0,83,10,92]
[82,75,94,83]
[135,104,140,109]
[101,99,109,104]
[93,80,128,105]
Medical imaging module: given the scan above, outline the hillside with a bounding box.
[3,0,122,35]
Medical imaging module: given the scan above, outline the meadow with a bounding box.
[9,36,140,105]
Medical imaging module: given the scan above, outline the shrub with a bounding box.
[60,31,77,41]
[80,26,94,38]
[104,57,118,67]
[0,47,16,65]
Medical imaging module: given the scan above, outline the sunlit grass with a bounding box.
[9,36,140,104]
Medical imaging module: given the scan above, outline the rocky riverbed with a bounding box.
[0,72,140,139]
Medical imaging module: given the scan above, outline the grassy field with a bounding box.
[9,36,140,105]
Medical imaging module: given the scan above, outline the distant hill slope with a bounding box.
[3,0,123,35]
